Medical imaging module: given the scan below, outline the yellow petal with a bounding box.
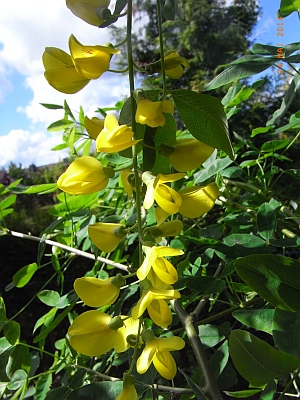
[116,384,138,400]
[147,299,172,328]
[88,222,125,253]
[154,184,182,214]
[131,292,153,319]
[66,0,111,26]
[84,116,104,140]
[136,341,158,374]
[153,351,177,380]
[152,258,178,284]
[156,336,185,352]
[179,182,219,218]
[74,277,119,307]
[68,310,117,356]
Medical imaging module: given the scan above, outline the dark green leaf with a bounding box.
[179,369,207,400]
[65,381,123,400]
[186,276,225,294]
[40,103,64,110]
[12,263,39,288]
[272,308,300,359]
[3,321,20,345]
[7,344,31,378]
[224,234,265,248]
[172,90,234,159]
[229,330,300,386]
[114,0,128,15]
[210,340,229,381]
[0,298,6,323]
[232,309,275,334]
[260,139,289,152]
[45,387,71,400]
[234,255,300,311]
[257,203,277,241]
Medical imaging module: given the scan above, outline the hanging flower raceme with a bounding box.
[84,116,105,140]
[143,171,185,215]
[137,331,185,380]
[68,311,139,356]
[66,0,111,27]
[43,35,120,94]
[131,279,180,328]
[160,138,215,172]
[57,156,112,195]
[137,245,183,284]
[179,182,219,218]
[74,274,125,307]
[96,115,140,153]
[88,222,127,253]
[135,98,174,127]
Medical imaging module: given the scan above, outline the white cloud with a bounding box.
[0,129,69,168]
[0,0,131,167]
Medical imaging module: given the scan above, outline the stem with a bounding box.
[172,300,223,400]
[127,0,144,265]
[156,0,167,99]
[7,230,128,271]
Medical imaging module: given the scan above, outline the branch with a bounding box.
[172,300,223,400]
[7,230,128,271]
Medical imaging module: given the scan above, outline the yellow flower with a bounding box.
[96,115,140,153]
[116,374,137,400]
[57,156,110,195]
[135,98,174,127]
[145,220,183,243]
[88,222,126,253]
[143,172,185,215]
[161,138,215,172]
[74,274,125,307]
[68,311,139,356]
[84,116,105,140]
[119,169,134,198]
[69,34,120,80]
[137,246,183,284]
[66,0,111,26]
[131,280,180,328]
[137,335,185,380]
[42,47,90,94]
[179,182,219,218]
[164,51,189,79]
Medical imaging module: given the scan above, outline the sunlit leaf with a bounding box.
[38,291,61,307]
[13,263,39,288]
[3,321,20,345]
[232,309,275,334]
[278,0,300,17]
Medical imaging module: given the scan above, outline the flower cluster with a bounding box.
[44,1,224,397]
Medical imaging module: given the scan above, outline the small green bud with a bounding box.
[108,316,124,331]
[141,329,155,343]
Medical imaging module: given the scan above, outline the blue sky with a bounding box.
[0,0,299,168]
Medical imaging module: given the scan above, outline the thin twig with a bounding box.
[7,230,128,271]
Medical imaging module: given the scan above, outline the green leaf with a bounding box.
[3,321,20,345]
[272,308,300,359]
[252,43,279,56]
[210,340,229,381]
[35,373,52,400]
[204,59,275,91]
[222,85,254,108]
[229,330,300,386]
[251,126,274,138]
[38,291,61,307]
[224,389,262,398]
[0,195,17,211]
[198,324,226,348]
[186,276,225,295]
[7,369,27,391]
[224,234,265,248]
[232,309,275,335]
[49,193,99,216]
[179,369,207,400]
[13,263,39,288]
[45,387,71,400]
[0,298,6,323]
[257,203,277,241]
[47,119,74,132]
[7,344,31,378]
[194,155,233,184]
[40,103,64,110]
[260,139,289,152]
[279,0,300,17]
[171,89,234,159]
[65,381,123,400]
[10,183,57,195]
[234,255,300,311]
